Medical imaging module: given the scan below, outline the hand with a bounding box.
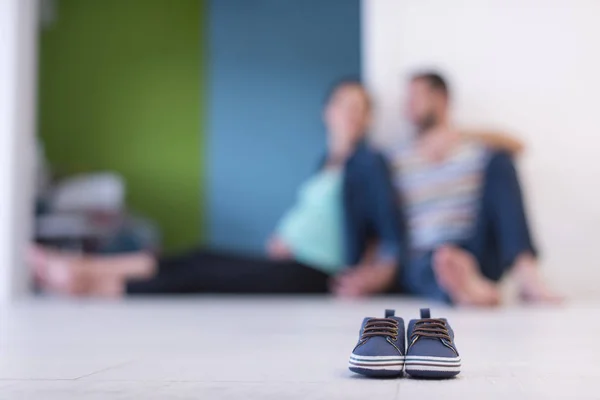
[331,264,396,298]
[266,236,293,260]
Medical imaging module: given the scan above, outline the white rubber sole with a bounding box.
[348,354,405,371]
[404,355,461,373]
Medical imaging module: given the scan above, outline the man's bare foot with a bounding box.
[433,245,501,307]
[512,254,564,304]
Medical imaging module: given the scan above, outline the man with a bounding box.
[389,72,560,305]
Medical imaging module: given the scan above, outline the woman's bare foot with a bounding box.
[512,254,564,304]
[433,245,501,307]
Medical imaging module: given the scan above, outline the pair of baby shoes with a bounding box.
[348,308,460,379]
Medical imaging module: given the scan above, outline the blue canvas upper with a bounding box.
[406,309,459,358]
[352,310,405,357]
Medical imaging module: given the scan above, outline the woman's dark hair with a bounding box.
[325,77,372,109]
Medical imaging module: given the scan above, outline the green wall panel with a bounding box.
[39,0,204,252]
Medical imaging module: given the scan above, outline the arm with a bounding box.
[333,153,403,296]
[462,129,525,155]
[368,153,404,267]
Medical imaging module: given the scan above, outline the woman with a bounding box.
[30,80,403,297]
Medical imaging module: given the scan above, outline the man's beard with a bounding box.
[416,112,438,135]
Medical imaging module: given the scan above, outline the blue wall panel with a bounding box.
[207,0,361,253]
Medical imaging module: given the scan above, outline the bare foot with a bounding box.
[331,263,396,297]
[27,246,89,295]
[28,245,125,298]
[87,276,125,298]
[433,245,501,307]
[513,254,564,304]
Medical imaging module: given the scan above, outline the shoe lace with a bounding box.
[410,318,452,342]
[360,318,399,341]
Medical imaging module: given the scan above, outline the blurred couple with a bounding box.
[30,72,560,306]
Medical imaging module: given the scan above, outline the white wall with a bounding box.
[363,0,600,297]
[0,0,37,301]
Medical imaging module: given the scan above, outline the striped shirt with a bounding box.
[390,139,490,252]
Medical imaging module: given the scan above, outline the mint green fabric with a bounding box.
[277,169,345,274]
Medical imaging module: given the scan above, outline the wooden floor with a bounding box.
[0,297,597,399]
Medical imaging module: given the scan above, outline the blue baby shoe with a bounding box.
[348,309,405,377]
[405,308,461,378]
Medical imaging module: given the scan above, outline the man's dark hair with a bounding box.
[411,71,450,100]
